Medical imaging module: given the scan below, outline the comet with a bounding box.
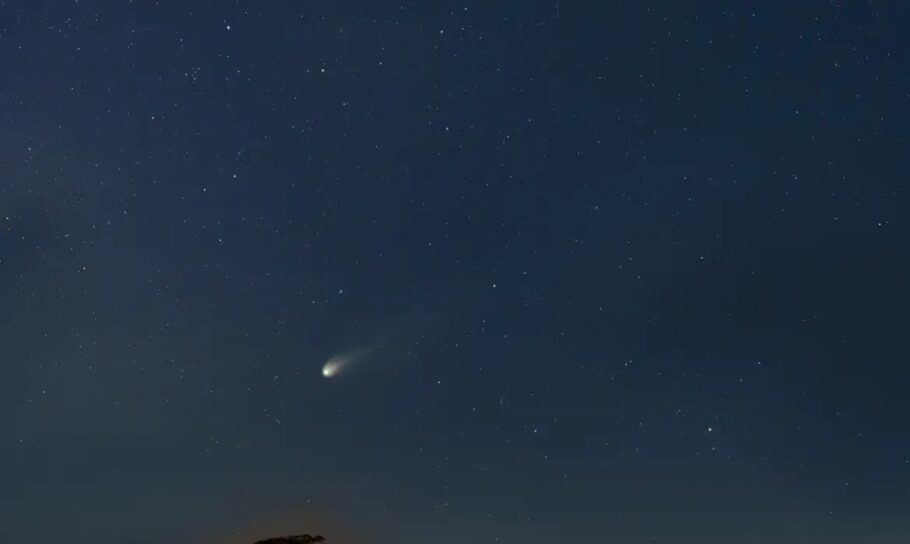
[319,310,434,380]
[321,357,345,378]
[321,348,368,379]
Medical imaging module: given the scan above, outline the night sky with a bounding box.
[2,2,909,543]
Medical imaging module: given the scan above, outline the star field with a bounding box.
[1,2,908,543]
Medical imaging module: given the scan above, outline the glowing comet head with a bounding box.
[322,359,343,378]
[321,349,365,379]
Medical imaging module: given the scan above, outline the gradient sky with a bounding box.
[1,1,908,543]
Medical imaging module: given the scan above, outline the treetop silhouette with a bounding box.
[254,535,325,544]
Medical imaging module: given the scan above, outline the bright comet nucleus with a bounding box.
[321,353,352,378]
[322,360,342,378]
[321,348,369,379]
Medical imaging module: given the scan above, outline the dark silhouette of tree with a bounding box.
[254,535,325,544]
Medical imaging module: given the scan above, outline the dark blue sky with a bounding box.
[1,1,908,543]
